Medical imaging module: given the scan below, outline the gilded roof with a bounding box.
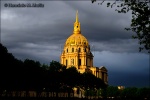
[65,33,89,46]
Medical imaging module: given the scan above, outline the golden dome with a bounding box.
[65,10,89,47]
[65,33,89,46]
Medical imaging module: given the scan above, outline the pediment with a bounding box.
[99,66,107,71]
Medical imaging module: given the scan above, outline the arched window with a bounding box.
[72,48,74,52]
[66,48,68,52]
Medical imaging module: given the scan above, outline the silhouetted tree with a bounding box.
[119,87,139,99]
[106,86,119,98]
[63,66,80,87]
[136,87,150,99]
[0,43,24,91]
[82,72,106,90]
[49,60,62,72]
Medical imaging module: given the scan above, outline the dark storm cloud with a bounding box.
[9,43,61,64]
[62,1,140,53]
[64,1,133,39]
[90,39,140,53]
[1,1,149,87]
[94,51,149,87]
[109,71,149,87]
[1,1,134,53]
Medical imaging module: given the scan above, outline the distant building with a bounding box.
[118,86,125,90]
[60,11,108,84]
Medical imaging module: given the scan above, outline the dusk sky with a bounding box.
[1,1,149,88]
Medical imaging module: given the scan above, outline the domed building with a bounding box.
[60,11,108,84]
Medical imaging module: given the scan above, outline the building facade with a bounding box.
[60,11,108,84]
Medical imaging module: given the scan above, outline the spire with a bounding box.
[73,10,81,34]
[76,10,78,23]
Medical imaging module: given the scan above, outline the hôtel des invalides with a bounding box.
[60,11,108,84]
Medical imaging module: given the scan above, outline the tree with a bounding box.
[106,86,119,98]
[92,0,150,53]
[120,87,138,99]
[81,72,106,89]
[136,87,150,99]
[49,60,63,72]
[41,63,49,70]
[63,66,80,87]
[0,43,25,91]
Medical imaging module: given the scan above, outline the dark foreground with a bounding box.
[0,97,148,100]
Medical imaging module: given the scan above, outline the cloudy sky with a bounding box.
[1,1,149,88]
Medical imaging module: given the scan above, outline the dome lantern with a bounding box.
[73,10,81,34]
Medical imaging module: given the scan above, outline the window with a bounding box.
[73,59,74,65]
[78,59,81,66]
[66,48,68,52]
[78,48,81,52]
[72,48,74,52]
[84,48,86,52]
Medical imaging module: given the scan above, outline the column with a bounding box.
[75,56,76,66]
[68,56,70,66]
[104,73,107,83]
[76,56,78,66]
[99,71,100,78]
[91,59,93,66]
[84,56,86,66]
[62,57,64,64]
[86,58,89,66]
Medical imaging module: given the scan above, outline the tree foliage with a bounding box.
[92,0,150,53]
[106,86,119,98]
[81,72,107,89]
[0,43,106,93]
[106,86,150,99]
